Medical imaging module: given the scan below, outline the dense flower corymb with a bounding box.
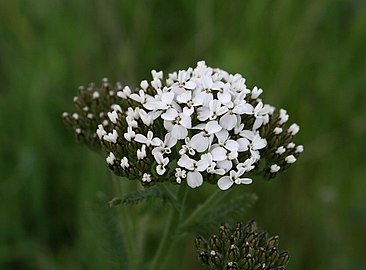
[64,61,303,190]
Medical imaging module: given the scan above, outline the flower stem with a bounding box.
[150,184,187,270]
[111,174,138,270]
[179,188,227,231]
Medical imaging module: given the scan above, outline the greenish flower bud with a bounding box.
[267,235,279,249]
[195,235,207,249]
[199,251,210,265]
[209,235,222,250]
[210,250,223,267]
[276,251,290,267]
[226,261,238,270]
[228,244,239,261]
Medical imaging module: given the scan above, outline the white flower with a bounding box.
[134,131,162,147]
[217,169,252,190]
[237,157,256,173]
[111,104,122,113]
[117,86,131,99]
[138,109,161,126]
[217,82,233,104]
[279,109,289,124]
[152,133,177,155]
[276,146,286,155]
[120,157,129,169]
[197,99,228,121]
[285,155,297,164]
[177,154,209,188]
[190,121,222,152]
[103,129,118,143]
[137,145,147,160]
[252,102,271,130]
[270,164,280,173]
[151,69,163,80]
[153,152,169,175]
[140,80,149,90]
[215,129,239,152]
[287,142,295,149]
[96,124,107,139]
[249,134,267,160]
[161,108,192,139]
[295,145,304,153]
[130,89,147,104]
[288,123,300,135]
[251,86,263,99]
[92,91,100,99]
[72,113,79,120]
[171,70,197,95]
[178,137,196,156]
[106,152,115,165]
[107,110,118,124]
[124,126,135,141]
[142,173,152,183]
[175,168,187,184]
[273,127,283,135]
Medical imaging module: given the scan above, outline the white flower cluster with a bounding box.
[97,61,303,190]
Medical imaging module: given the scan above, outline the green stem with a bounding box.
[150,184,187,270]
[111,174,138,270]
[179,188,227,231]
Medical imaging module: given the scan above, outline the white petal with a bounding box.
[234,177,253,185]
[197,107,211,121]
[156,165,166,175]
[162,92,175,104]
[217,176,233,190]
[215,129,229,144]
[177,91,191,103]
[177,154,194,170]
[217,159,233,172]
[196,159,209,172]
[161,108,178,121]
[134,134,147,144]
[164,133,177,148]
[233,103,253,115]
[225,140,239,152]
[151,138,163,146]
[218,91,231,104]
[206,121,222,134]
[183,107,194,116]
[211,147,227,161]
[172,125,187,140]
[179,114,192,128]
[219,113,237,130]
[185,80,196,90]
[190,133,209,152]
[187,171,203,188]
[252,135,267,150]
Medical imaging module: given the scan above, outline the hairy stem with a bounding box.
[112,174,138,270]
[150,184,188,270]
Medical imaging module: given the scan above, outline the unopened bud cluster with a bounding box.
[63,78,120,149]
[195,220,290,270]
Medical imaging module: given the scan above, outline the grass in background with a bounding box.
[0,0,365,269]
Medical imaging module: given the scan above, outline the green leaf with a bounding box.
[108,186,168,207]
[184,193,258,234]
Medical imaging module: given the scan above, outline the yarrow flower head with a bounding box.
[194,220,290,270]
[65,61,303,189]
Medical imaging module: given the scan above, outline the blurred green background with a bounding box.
[1,0,365,269]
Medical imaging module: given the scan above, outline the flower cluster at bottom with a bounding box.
[195,220,290,270]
